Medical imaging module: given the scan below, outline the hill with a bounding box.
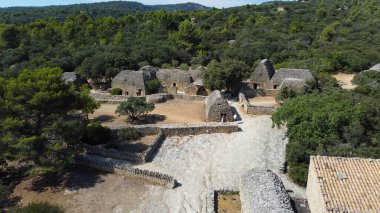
[0,1,210,24]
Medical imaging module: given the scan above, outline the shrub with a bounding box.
[178,63,189,71]
[115,97,155,120]
[111,88,123,95]
[84,122,111,145]
[117,127,142,141]
[11,201,64,213]
[145,79,161,94]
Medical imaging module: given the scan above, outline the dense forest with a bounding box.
[0,0,379,83]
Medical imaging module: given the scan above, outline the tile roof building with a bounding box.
[306,156,380,213]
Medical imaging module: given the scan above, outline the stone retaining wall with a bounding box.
[75,154,177,189]
[84,131,165,163]
[110,123,239,137]
[239,93,277,115]
[92,92,205,104]
[90,92,146,103]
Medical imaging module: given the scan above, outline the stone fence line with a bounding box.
[239,93,278,115]
[90,92,205,103]
[75,154,177,189]
[83,130,165,164]
[110,123,239,137]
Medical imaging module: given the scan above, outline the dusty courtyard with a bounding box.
[12,101,305,213]
[89,99,206,125]
[248,96,279,107]
[332,72,356,90]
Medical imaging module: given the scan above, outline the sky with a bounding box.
[0,0,270,9]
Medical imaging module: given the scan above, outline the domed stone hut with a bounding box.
[185,79,208,96]
[250,59,276,90]
[111,69,155,96]
[205,90,233,122]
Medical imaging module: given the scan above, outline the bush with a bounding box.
[111,88,123,95]
[84,122,111,145]
[11,201,64,213]
[115,97,155,120]
[145,79,161,94]
[117,127,142,141]
[178,63,189,71]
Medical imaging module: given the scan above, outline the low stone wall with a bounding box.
[239,93,277,115]
[110,123,239,137]
[75,154,177,189]
[84,131,165,163]
[90,92,146,103]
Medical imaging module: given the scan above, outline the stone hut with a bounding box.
[240,169,294,213]
[250,59,276,90]
[111,69,155,96]
[271,68,315,90]
[205,90,233,122]
[184,79,208,96]
[62,72,85,88]
[156,69,194,92]
[279,78,307,91]
[369,63,380,72]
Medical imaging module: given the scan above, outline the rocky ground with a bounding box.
[132,101,305,212]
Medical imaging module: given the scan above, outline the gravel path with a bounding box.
[131,101,305,213]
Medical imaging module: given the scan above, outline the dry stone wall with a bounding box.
[75,154,177,189]
[90,92,146,103]
[240,82,279,98]
[84,131,165,163]
[110,123,239,137]
[239,93,277,115]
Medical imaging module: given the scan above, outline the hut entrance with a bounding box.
[173,83,177,87]
[253,83,258,89]
[221,113,227,123]
[273,85,279,89]
[136,89,142,96]
[196,86,208,96]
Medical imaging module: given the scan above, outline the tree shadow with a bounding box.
[28,166,105,193]
[128,114,166,125]
[93,115,114,123]
[104,142,149,153]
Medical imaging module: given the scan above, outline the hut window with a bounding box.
[273,85,279,89]
[173,83,177,87]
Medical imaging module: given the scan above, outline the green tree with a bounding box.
[176,19,202,53]
[145,79,161,94]
[115,97,155,120]
[1,25,21,48]
[204,59,250,93]
[0,67,91,175]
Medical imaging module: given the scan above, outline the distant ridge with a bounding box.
[0,1,210,24]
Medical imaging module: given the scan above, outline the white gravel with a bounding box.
[131,101,305,213]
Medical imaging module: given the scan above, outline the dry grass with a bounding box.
[217,193,241,213]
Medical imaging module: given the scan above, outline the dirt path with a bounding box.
[89,99,205,125]
[332,73,356,90]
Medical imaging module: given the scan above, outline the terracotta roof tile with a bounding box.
[310,156,380,213]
